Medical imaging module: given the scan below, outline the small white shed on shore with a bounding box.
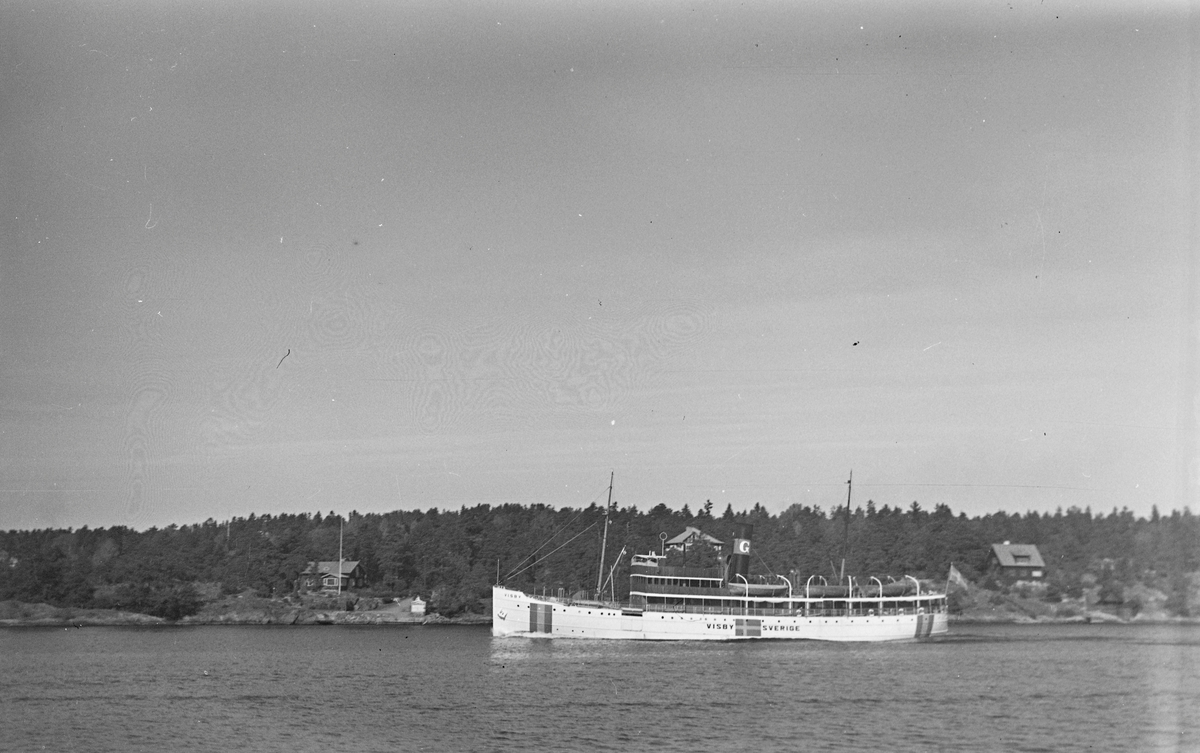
[411,596,426,615]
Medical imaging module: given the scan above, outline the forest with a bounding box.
[1,498,1196,620]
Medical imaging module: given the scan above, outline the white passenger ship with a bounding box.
[492,482,949,642]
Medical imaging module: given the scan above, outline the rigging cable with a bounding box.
[504,522,599,581]
[500,485,608,581]
[754,549,777,580]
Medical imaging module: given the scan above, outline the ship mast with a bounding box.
[596,471,614,595]
[840,470,852,584]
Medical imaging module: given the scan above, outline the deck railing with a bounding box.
[502,586,946,616]
[640,604,945,617]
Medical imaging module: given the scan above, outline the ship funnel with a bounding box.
[728,523,753,583]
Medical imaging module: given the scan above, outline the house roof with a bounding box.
[301,560,361,576]
[991,544,1045,568]
[665,526,724,546]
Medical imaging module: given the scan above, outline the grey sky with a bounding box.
[1,1,1194,530]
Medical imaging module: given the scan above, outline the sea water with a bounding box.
[2,623,1197,752]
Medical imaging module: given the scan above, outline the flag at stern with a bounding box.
[947,564,970,594]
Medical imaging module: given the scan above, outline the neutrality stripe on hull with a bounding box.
[528,603,552,634]
[914,613,935,638]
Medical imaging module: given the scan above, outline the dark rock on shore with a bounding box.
[0,596,483,627]
[0,599,165,626]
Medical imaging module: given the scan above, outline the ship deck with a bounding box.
[503,588,948,618]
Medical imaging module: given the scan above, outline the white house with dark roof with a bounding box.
[664,526,724,553]
[297,560,366,592]
[988,543,1046,581]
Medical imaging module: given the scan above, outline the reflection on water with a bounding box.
[1,623,1196,752]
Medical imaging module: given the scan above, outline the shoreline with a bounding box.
[1,599,1194,628]
[0,599,490,628]
[949,613,1200,626]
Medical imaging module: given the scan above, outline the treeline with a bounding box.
[1,501,1196,618]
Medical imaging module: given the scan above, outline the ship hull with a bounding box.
[492,586,948,642]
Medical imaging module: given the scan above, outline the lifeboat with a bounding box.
[726,581,790,596]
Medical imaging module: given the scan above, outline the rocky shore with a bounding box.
[0,596,489,628]
[949,586,1196,624]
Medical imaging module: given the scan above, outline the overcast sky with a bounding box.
[2,1,1194,531]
